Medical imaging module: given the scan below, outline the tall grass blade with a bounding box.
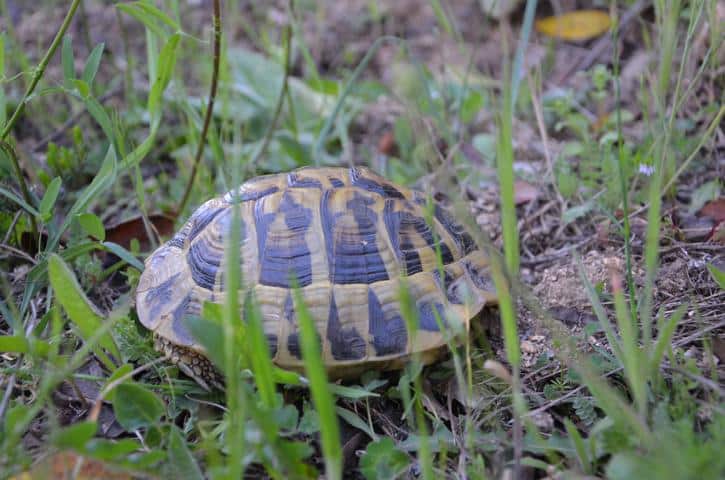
[611,273,646,417]
[510,0,538,108]
[397,277,434,480]
[650,304,687,375]
[292,285,342,480]
[222,197,246,479]
[314,36,400,163]
[244,292,278,409]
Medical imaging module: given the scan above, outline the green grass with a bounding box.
[0,0,723,478]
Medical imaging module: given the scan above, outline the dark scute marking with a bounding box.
[284,293,295,323]
[144,272,181,320]
[383,200,422,275]
[350,167,404,199]
[230,185,279,203]
[406,212,455,265]
[213,209,246,292]
[434,204,476,255]
[258,192,313,288]
[254,199,276,263]
[188,206,225,244]
[464,260,493,291]
[287,333,302,359]
[412,191,427,206]
[171,295,194,344]
[288,172,322,189]
[418,301,447,331]
[432,268,463,305]
[167,234,185,249]
[283,290,310,359]
[287,331,322,359]
[323,191,390,284]
[327,294,366,360]
[186,240,222,290]
[368,289,407,356]
[266,334,278,358]
[329,177,344,188]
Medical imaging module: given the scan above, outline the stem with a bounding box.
[0,0,81,240]
[0,142,38,238]
[610,1,639,322]
[248,26,292,173]
[177,0,222,218]
[1,0,81,141]
[313,35,400,163]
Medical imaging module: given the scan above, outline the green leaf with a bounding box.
[359,437,410,480]
[563,199,596,224]
[116,4,167,39]
[82,43,105,86]
[563,417,590,473]
[148,33,180,121]
[61,35,75,85]
[4,403,30,437]
[185,314,225,370]
[50,146,117,251]
[77,212,105,241]
[0,335,28,353]
[83,438,140,461]
[328,384,380,399]
[39,176,62,222]
[298,405,319,434]
[105,364,134,403]
[132,1,181,31]
[48,254,120,367]
[112,383,164,431]
[707,263,725,289]
[52,421,98,449]
[0,184,40,217]
[271,366,303,385]
[101,241,144,271]
[336,406,378,441]
[0,33,5,77]
[689,180,720,215]
[167,426,203,480]
[73,78,91,98]
[82,94,114,141]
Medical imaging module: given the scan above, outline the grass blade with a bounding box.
[650,304,687,375]
[81,42,105,86]
[292,285,342,480]
[244,292,277,409]
[61,35,75,86]
[48,254,119,368]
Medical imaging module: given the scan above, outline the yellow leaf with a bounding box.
[535,10,612,41]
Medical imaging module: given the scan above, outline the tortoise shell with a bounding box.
[136,166,497,384]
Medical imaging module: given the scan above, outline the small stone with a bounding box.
[521,340,537,354]
[529,411,554,431]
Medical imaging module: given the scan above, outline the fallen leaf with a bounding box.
[11,452,131,480]
[536,10,611,41]
[699,197,725,223]
[105,213,176,251]
[377,130,398,156]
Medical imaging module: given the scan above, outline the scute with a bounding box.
[136,166,497,380]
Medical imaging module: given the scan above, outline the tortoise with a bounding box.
[136,166,497,388]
